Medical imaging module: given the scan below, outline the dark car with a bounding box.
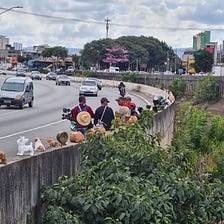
[46,72,57,80]
[56,75,70,86]
[31,71,42,80]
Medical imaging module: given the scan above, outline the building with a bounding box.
[0,35,9,50]
[205,42,218,65]
[13,42,23,50]
[193,31,210,51]
[33,44,50,54]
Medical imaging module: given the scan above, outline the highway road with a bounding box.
[0,75,148,161]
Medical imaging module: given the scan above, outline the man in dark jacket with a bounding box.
[94,97,115,130]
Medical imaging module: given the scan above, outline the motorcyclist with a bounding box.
[118,81,126,96]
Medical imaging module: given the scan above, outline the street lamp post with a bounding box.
[0,6,23,15]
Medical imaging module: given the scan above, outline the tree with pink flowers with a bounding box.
[102,47,128,65]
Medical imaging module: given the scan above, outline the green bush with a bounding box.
[41,110,224,223]
[168,78,186,98]
[172,102,224,181]
[82,69,96,77]
[121,72,137,83]
[195,74,220,103]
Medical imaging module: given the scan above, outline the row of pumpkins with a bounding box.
[69,115,138,143]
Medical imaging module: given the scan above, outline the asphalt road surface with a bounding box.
[0,75,148,161]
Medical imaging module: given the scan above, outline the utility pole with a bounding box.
[104,17,111,38]
[166,52,170,71]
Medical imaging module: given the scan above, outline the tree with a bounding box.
[193,50,213,73]
[168,78,186,98]
[17,55,26,63]
[41,46,68,58]
[41,111,224,224]
[102,46,128,66]
[195,74,220,103]
[80,36,178,71]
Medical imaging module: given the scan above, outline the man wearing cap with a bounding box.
[71,96,94,135]
[94,97,115,131]
[115,96,130,108]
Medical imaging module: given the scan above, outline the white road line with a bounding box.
[0,120,65,140]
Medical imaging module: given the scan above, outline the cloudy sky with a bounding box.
[0,0,224,50]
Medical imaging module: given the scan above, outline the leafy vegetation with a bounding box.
[172,102,224,181]
[121,72,137,83]
[81,36,179,71]
[193,50,213,73]
[41,46,68,58]
[82,70,96,78]
[41,110,224,223]
[168,78,186,98]
[194,74,221,103]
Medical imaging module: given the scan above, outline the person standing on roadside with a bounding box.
[125,96,138,115]
[71,95,94,135]
[94,97,115,130]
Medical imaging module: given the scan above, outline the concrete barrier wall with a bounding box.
[0,80,175,224]
[153,103,176,148]
[95,72,224,97]
[0,146,81,224]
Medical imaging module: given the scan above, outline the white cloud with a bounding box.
[0,0,223,49]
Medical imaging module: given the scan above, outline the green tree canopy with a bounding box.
[195,74,220,103]
[41,46,68,58]
[81,36,178,71]
[193,50,213,73]
[41,111,224,224]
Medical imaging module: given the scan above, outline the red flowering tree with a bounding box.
[102,47,128,66]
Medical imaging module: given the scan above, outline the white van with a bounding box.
[109,66,120,73]
[0,77,34,109]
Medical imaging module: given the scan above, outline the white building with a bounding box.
[0,35,9,49]
[13,42,23,50]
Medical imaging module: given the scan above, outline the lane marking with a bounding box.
[0,120,65,140]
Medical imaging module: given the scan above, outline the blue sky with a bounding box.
[0,0,224,49]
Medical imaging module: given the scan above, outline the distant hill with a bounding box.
[22,47,82,55]
[67,48,82,55]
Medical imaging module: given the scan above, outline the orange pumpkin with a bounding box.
[127,116,138,124]
[86,129,96,137]
[70,132,84,143]
[95,127,106,135]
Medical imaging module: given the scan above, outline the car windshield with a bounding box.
[82,81,96,86]
[59,75,68,79]
[1,82,24,92]
[87,78,101,84]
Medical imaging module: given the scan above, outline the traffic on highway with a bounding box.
[0,73,148,161]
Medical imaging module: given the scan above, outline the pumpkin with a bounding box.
[70,132,84,143]
[56,131,69,145]
[127,115,138,124]
[86,129,96,137]
[95,127,106,135]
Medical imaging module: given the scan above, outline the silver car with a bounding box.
[56,75,70,86]
[79,80,98,96]
[85,77,102,90]
[31,71,42,80]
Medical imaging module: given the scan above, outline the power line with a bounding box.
[1,7,224,31]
